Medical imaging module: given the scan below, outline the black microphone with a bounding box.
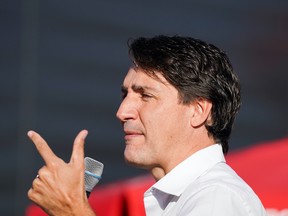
[84,157,104,198]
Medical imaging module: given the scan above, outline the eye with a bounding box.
[121,88,127,100]
[141,93,153,101]
[141,93,152,98]
[121,92,127,100]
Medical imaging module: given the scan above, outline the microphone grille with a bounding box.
[84,157,104,192]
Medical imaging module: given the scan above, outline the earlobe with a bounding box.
[190,99,213,128]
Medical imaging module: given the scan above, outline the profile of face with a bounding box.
[116,67,197,172]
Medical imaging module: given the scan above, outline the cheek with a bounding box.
[144,109,176,143]
[140,101,189,145]
[148,107,189,141]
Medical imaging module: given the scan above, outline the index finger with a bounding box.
[27,130,58,165]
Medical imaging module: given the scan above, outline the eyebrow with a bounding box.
[121,84,158,94]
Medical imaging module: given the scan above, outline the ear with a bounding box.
[190,98,213,128]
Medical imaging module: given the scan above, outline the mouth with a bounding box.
[124,130,144,141]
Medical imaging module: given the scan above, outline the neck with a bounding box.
[150,166,166,181]
[150,137,216,181]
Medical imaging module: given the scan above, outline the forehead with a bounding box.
[123,67,170,89]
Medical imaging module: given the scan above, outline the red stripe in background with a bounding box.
[226,137,288,209]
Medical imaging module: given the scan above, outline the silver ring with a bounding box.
[36,174,40,179]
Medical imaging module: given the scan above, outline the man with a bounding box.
[28,35,267,215]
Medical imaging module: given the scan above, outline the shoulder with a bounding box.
[174,162,266,216]
[197,162,255,197]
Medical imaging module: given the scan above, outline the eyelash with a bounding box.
[121,92,127,100]
[140,93,153,100]
[120,91,153,101]
[141,93,151,98]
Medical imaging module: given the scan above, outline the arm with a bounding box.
[27,130,96,216]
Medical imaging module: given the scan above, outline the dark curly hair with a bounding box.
[128,35,241,154]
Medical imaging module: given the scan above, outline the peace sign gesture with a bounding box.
[27,130,96,216]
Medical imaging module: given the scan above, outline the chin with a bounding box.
[124,151,149,169]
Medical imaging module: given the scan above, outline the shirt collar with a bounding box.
[151,144,225,196]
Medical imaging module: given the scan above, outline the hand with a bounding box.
[27,130,96,216]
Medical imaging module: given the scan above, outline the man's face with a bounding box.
[116,67,193,172]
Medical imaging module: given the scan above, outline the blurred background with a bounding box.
[1,0,287,215]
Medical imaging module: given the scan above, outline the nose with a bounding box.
[116,97,138,122]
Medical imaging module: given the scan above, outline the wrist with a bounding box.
[71,200,96,216]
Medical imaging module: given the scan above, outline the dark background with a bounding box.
[1,1,287,215]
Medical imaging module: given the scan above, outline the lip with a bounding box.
[124,130,143,141]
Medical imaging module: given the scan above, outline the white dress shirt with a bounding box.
[144,144,267,216]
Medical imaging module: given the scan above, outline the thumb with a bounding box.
[70,130,88,165]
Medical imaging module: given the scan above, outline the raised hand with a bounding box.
[27,130,96,216]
